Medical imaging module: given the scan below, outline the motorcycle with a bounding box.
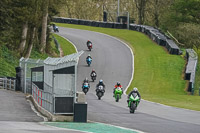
[91,73,96,82]
[114,87,123,102]
[86,57,92,67]
[53,26,59,32]
[87,43,92,51]
[128,93,140,113]
[96,85,105,100]
[82,82,90,95]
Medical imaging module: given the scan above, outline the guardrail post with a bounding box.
[14,80,16,91]
[3,79,5,89]
[5,79,7,89]
[9,79,11,90]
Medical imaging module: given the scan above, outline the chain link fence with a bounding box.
[19,57,44,94]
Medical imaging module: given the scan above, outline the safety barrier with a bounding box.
[185,49,198,93]
[52,17,198,93]
[32,83,54,113]
[53,17,180,55]
[129,24,180,55]
[0,77,16,91]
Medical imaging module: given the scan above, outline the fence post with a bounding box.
[14,80,16,91]
[3,78,5,89]
[5,79,7,89]
[9,79,11,90]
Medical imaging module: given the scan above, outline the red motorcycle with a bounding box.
[87,43,92,51]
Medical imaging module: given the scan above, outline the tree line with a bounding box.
[0,0,199,58]
[59,0,200,50]
[0,0,66,58]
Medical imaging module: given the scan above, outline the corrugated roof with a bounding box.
[44,51,84,65]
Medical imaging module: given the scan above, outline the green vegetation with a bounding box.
[0,33,75,77]
[52,33,76,55]
[56,23,200,111]
[0,46,18,77]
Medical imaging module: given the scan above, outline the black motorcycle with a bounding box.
[96,85,105,100]
[91,73,96,82]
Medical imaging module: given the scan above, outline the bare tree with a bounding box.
[25,27,36,58]
[40,0,49,53]
[134,0,147,24]
[19,21,28,55]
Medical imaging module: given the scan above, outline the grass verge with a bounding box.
[52,33,76,55]
[55,23,200,111]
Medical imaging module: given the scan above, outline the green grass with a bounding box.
[30,49,49,59]
[52,33,76,55]
[0,45,18,77]
[0,33,76,77]
[194,50,200,95]
[55,23,200,111]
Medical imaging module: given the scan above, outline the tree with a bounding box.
[134,0,148,24]
[40,0,49,53]
[175,23,200,49]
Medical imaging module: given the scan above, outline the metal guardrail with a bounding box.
[0,78,16,91]
[32,83,53,114]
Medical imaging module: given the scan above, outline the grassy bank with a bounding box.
[52,33,76,55]
[56,23,200,111]
[0,33,76,77]
[0,45,18,77]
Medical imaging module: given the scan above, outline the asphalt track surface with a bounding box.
[57,27,200,133]
[0,89,85,133]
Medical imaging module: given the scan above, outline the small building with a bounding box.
[31,51,84,114]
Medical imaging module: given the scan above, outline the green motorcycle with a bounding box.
[128,93,140,113]
[114,87,123,102]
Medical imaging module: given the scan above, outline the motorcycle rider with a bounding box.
[90,69,97,78]
[87,40,92,46]
[96,79,105,90]
[83,77,89,84]
[127,87,141,104]
[82,77,90,88]
[113,82,123,97]
[86,54,92,60]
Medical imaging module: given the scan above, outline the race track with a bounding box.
[57,27,200,133]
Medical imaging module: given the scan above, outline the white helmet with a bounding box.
[133,87,138,91]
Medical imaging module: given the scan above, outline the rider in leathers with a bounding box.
[96,79,105,90]
[113,82,123,96]
[127,87,141,104]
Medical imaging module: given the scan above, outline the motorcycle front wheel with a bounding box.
[97,92,102,100]
[116,94,119,102]
[130,102,136,113]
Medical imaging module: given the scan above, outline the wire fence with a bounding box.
[19,57,44,94]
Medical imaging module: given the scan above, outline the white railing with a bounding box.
[0,77,16,91]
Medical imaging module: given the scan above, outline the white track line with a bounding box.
[57,27,134,96]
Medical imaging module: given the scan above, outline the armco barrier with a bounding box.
[185,49,198,93]
[165,39,180,55]
[52,17,186,55]
[53,17,180,56]
[52,17,198,93]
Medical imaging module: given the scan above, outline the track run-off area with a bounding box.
[57,27,200,133]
